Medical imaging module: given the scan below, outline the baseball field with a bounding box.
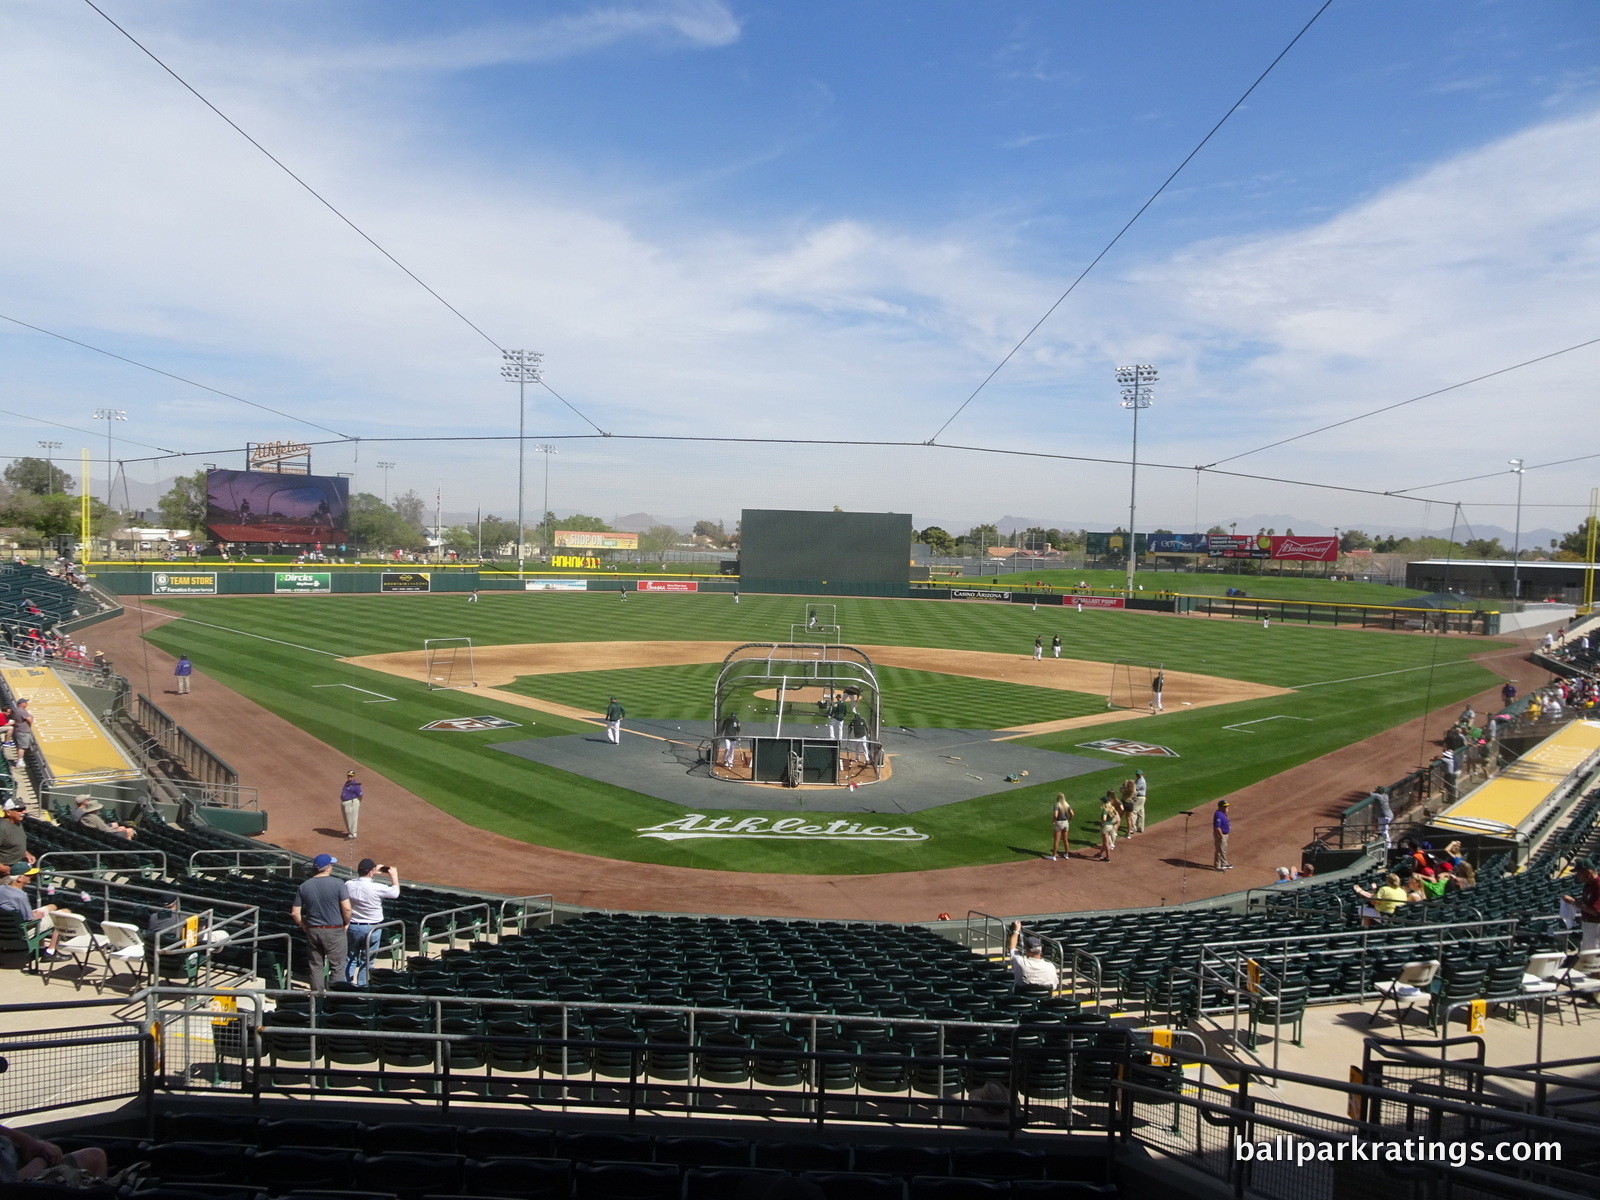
[132,590,1502,874]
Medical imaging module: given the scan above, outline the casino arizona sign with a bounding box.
[637,814,928,842]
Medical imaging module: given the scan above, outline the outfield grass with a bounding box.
[136,591,1503,874]
[503,662,1107,729]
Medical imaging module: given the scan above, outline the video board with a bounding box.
[205,470,349,545]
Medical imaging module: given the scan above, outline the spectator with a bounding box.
[0,1122,107,1184]
[1127,770,1148,836]
[0,865,61,957]
[1272,867,1293,885]
[290,854,350,992]
[71,798,134,841]
[1449,862,1477,892]
[1006,921,1059,990]
[345,859,400,988]
[1213,800,1232,871]
[1561,862,1600,952]
[0,801,32,870]
[1353,872,1408,927]
[8,699,33,758]
[1296,863,1316,881]
[1371,786,1394,846]
[1117,778,1138,838]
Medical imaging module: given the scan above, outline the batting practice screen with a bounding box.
[739,509,912,595]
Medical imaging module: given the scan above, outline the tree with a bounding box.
[639,524,679,561]
[558,513,612,533]
[693,519,727,546]
[961,523,999,553]
[1557,517,1599,561]
[392,489,427,531]
[158,470,209,532]
[4,456,72,496]
[1206,525,1227,536]
[918,526,956,556]
[1464,538,1507,559]
[347,493,425,553]
[1339,529,1372,551]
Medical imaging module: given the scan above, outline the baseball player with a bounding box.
[1150,670,1165,712]
[1032,636,1043,661]
[829,696,849,740]
[605,696,625,743]
[1051,634,1062,659]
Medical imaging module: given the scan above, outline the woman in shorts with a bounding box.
[1089,792,1121,861]
[1049,793,1074,861]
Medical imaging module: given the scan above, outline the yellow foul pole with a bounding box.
[1583,486,1598,616]
[80,448,91,557]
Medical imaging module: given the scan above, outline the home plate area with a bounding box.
[489,722,1116,814]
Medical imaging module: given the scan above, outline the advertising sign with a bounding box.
[1269,535,1338,562]
[380,572,431,592]
[204,469,349,545]
[1205,534,1337,561]
[636,814,928,842]
[637,580,698,593]
[950,588,1012,601]
[421,716,522,732]
[152,573,217,595]
[1146,532,1208,554]
[1071,596,1126,609]
[550,555,601,569]
[274,571,331,594]
[525,578,588,591]
[1086,532,1146,557]
[555,530,640,550]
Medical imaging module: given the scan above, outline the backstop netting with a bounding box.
[1107,659,1165,710]
[424,638,477,691]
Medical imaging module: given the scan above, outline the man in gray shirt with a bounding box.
[290,854,350,992]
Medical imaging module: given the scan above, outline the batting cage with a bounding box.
[710,643,883,786]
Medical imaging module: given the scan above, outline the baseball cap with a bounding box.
[346,770,357,777]
[313,853,338,869]
[1023,936,1043,950]
[9,863,37,877]
[2,799,25,812]
[1218,800,1230,807]
[357,858,377,875]
[157,892,180,906]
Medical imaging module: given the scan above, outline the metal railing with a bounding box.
[132,694,240,789]
[416,902,494,955]
[187,849,296,875]
[36,848,168,880]
[497,894,556,935]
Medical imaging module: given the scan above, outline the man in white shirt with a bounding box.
[1007,921,1059,991]
[344,858,400,987]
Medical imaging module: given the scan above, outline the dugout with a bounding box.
[738,509,912,597]
[1406,558,1600,604]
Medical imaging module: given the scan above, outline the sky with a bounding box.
[2,0,1598,538]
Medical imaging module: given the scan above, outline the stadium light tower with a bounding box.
[501,350,544,579]
[1508,458,1525,605]
[1116,365,1157,596]
[376,461,396,505]
[37,441,62,493]
[91,408,126,505]
[533,444,558,555]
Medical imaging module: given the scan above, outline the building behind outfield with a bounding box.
[739,508,913,596]
[1407,558,1600,603]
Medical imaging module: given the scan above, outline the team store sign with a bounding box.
[637,814,928,842]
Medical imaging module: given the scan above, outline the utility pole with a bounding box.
[501,350,544,579]
[91,409,126,505]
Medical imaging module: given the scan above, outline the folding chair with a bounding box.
[1368,959,1439,1027]
[1554,948,1600,1022]
[44,911,106,991]
[98,921,147,985]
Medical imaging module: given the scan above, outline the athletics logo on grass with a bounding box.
[637,814,928,842]
[1078,738,1180,757]
[421,716,522,732]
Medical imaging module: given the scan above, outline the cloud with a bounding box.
[0,5,1594,532]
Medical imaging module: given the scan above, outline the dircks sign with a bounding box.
[637,815,928,842]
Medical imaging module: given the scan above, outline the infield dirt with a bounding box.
[347,641,1288,734]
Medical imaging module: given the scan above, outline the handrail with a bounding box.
[416,901,494,956]
[187,848,296,875]
[497,893,555,935]
[36,849,168,879]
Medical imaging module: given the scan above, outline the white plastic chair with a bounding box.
[98,921,147,984]
[1369,959,1440,1026]
[44,911,105,990]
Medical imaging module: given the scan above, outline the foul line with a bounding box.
[1286,662,1476,690]
[312,683,397,703]
[1223,715,1314,734]
[163,615,344,657]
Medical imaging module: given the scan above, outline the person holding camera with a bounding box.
[345,859,400,987]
